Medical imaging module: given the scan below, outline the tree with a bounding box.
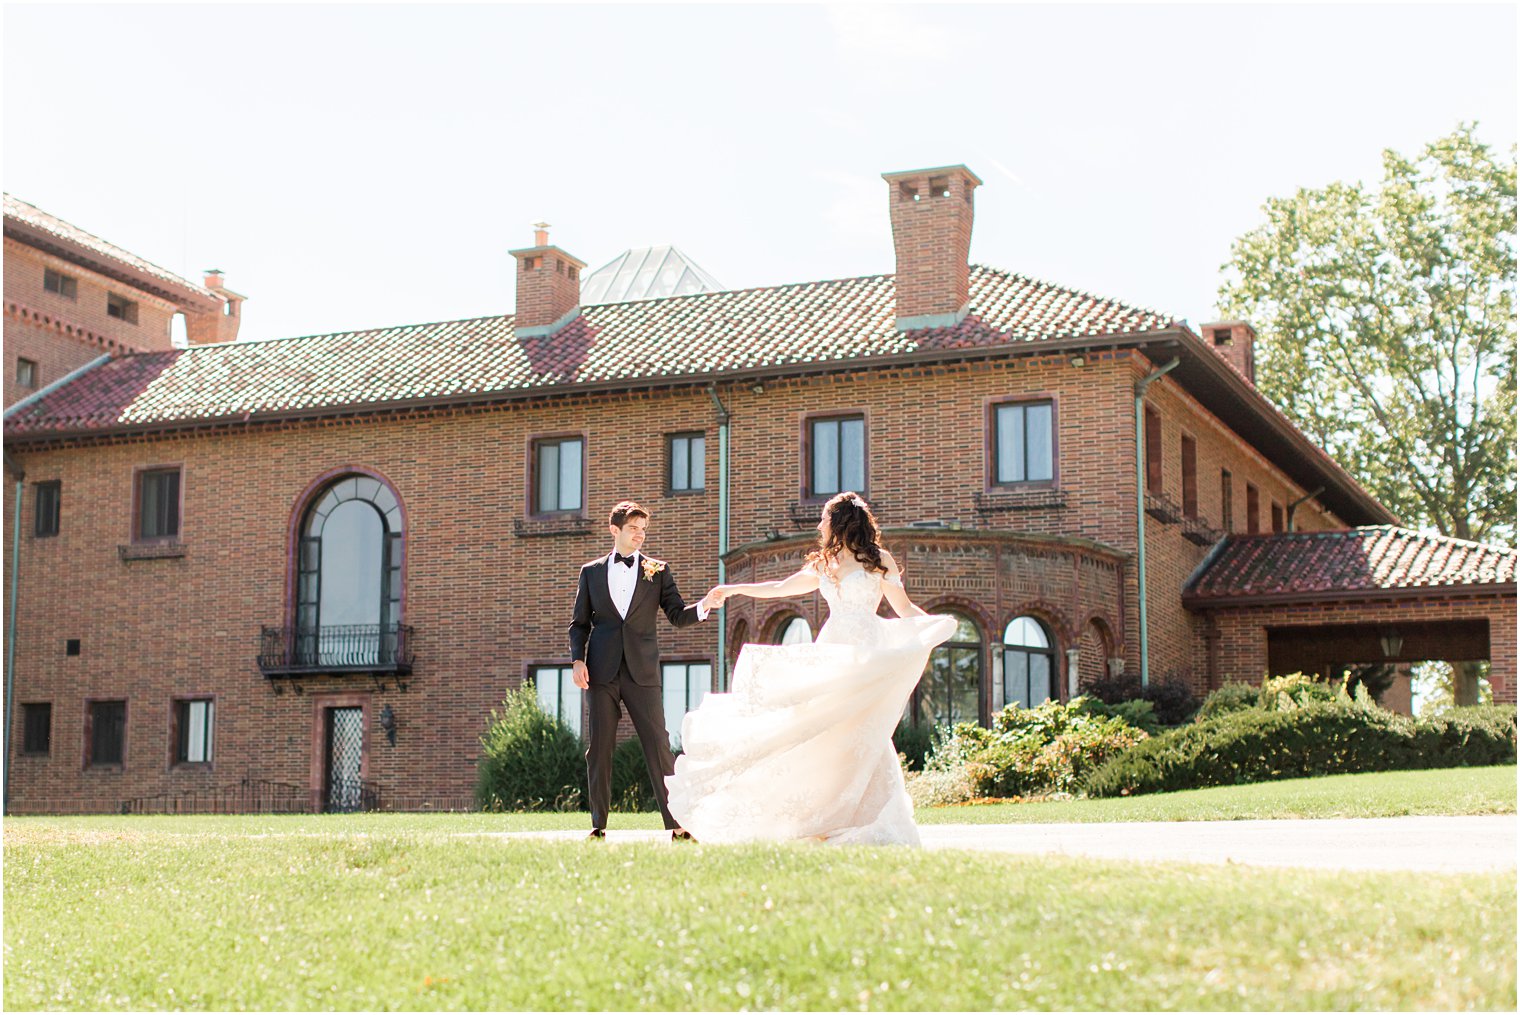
[1219,124,1516,546]
[1219,125,1516,706]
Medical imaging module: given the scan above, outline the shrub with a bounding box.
[904,766,977,807]
[475,686,585,812]
[928,698,1148,798]
[1195,681,1261,721]
[893,722,936,772]
[1084,698,1517,798]
[1082,672,1200,726]
[1071,695,1162,735]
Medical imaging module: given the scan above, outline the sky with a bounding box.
[4,3,1516,345]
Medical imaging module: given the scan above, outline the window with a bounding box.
[43,268,78,299]
[916,613,983,728]
[297,474,405,667]
[1144,405,1162,494]
[533,437,584,513]
[777,616,812,645]
[1002,617,1054,709]
[87,700,126,766]
[22,703,51,755]
[808,415,865,498]
[1246,483,1260,534]
[106,293,139,324]
[16,357,37,389]
[532,665,581,738]
[669,433,706,492]
[1180,434,1198,518]
[1220,470,1234,532]
[1271,501,1284,533]
[34,480,60,538]
[661,662,711,750]
[174,699,214,764]
[136,468,181,541]
[992,400,1054,484]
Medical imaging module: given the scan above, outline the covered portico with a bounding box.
[1184,527,1517,704]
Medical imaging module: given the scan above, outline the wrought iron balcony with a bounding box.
[259,624,415,678]
[1144,492,1183,524]
[1182,514,1225,546]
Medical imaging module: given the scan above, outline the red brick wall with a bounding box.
[1202,595,1517,704]
[0,348,1395,813]
[884,168,977,321]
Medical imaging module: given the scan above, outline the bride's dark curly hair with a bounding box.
[805,491,889,576]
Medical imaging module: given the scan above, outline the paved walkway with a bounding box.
[499,815,1516,873]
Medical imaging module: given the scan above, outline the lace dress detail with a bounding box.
[666,566,956,846]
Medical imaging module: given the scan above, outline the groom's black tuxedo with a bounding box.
[569,555,703,686]
[567,552,705,831]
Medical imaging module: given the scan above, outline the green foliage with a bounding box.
[1082,672,1200,726]
[609,736,682,813]
[892,721,935,772]
[1195,681,1262,721]
[1070,695,1162,735]
[474,686,585,812]
[1218,123,1517,545]
[928,697,1149,798]
[1085,697,1517,798]
[903,766,977,808]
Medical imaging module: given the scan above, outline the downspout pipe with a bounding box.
[4,449,24,815]
[705,385,731,691]
[1134,357,1180,690]
[1286,486,1324,533]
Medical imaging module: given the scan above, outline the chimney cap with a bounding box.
[881,164,983,186]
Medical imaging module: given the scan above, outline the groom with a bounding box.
[569,500,718,841]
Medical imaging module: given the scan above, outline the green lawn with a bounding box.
[4,767,1516,1010]
[5,827,1514,1011]
[10,765,1512,837]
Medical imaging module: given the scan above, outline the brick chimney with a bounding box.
[1201,320,1255,383]
[509,223,586,338]
[184,269,246,345]
[882,164,982,331]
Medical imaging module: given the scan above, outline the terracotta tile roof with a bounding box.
[1184,526,1517,603]
[3,193,216,301]
[4,264,1171,436]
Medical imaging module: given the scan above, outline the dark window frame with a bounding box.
[106,292,139,324]
[84,699,127,769]
[666,431,707,494]
[1271,500,1285,533]
[21,702,51,756]
[1002,616,1057,709]
[171,696,216,767]
[527,433,587,517]
[1143,404,1163,494]
[33,480,60,538]
[1180,432,1198,519]
[16,357,38,390]
[43,267,78,300]
[132,465,183,543]
[660,658,714,749]
[527,662,582,736]
[987,395,1058,489]
[801,411,868,502]
[1220,469,1234,532]
[1246,483,1261,534]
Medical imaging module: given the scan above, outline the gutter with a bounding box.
[706,385,731,691]
[1286,486,1325,533]
[1182,581,1518,611]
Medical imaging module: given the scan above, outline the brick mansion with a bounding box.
[4,166,1514,814]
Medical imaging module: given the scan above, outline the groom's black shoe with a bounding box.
[587,828,605,841]
[671,829,697,843]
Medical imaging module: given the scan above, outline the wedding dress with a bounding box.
[666,565,957,845]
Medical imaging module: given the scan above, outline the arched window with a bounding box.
[777,616,812,645]
[1003,616,1055,708]
[916,612,982,728]
[297,474,404,666]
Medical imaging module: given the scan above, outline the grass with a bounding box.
[12,765,1512,837]
[5,825,1514,1011]
[4,767,1516,1010]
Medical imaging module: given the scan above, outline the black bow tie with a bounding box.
[614,553,636,568]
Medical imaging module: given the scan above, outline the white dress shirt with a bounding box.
[606,551,709,621]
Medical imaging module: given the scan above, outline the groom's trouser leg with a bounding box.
[620,668,680,830]
[585,678,622,830]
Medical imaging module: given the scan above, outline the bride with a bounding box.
[665,492,956,845]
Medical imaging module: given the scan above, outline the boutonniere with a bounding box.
[641,557,666,582]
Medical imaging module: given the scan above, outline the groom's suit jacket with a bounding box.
[569,554,702,686]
